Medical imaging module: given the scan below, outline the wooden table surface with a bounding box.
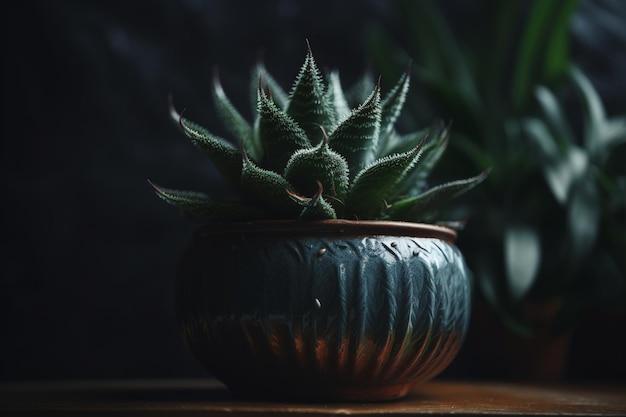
[1,378,624,416]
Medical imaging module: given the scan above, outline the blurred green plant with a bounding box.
[367,0,626,336]
[519,67,626,332]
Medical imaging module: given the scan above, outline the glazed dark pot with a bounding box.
[177,220,471,401]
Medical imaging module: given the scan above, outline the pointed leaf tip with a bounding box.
[313,179,324,199]
[167,94,180,122]
[319,125,329,146]
[346,140,425,219]
[212,66,221,91]
[379,69,411,139]
[388,168,490,222]
[147,178,160,193]
[257,76,311,171]
[286,179,337,220]
[211,66,253,148]
[329,82,382,177]
[178,108,188,131]
[174,110,243,188]
[286,45,336,143]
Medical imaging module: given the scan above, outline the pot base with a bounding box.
[225,380,414,402]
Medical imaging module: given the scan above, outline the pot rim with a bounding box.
[194,219,457,244]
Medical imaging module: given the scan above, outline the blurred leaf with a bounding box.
[533,85,575,148]
[325,71,351,123]
[511,1,577,111]
[212,70,252,145]
[523,118,559,158]
[450,131,494,170]
[344,72,375,108]
[505,224,541,302]
[474,248,536,338]
[411,66,482,136]
[393,0,480,112]
[572,67,626,163]
[380,69,411,138]
[380,128,430,156]
[523,117,588,205]
[542,0,577,81]
[483,1,521,104]
[601,117,626,155]
[567,175,600,264]
[250,63,289,112]
[572,67,605,150]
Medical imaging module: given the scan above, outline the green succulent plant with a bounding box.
[150,44,488,224]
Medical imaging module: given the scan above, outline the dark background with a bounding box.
[2,0,625,382]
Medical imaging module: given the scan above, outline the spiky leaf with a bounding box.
[345,141,425,219]
[169,104,242,188]
[523,117,587,205]
[387,169,490,222]
[286,44,336,144]
[533,85,575,148]
[212,69,253,145]
[325,71,351,123]
[329,84,382,178]
[284,127,349,212]
[380,68,410,137]
[157,45,490,225]
[257,83,310,172]
[344,72,375,108]
[240,153,301,217]
[397,125,450,195]
[251,63,289,112]
[148,180,266,221]
[378,127,431,157]
[287,182,337,220]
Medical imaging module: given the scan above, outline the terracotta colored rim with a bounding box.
[195,220,457,244]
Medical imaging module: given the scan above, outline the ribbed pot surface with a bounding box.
[177,221,471,401]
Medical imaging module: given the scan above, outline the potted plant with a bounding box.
[367,0,626,379]
[150,43,488,401]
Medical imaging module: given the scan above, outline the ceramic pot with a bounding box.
[176,220,471,401]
